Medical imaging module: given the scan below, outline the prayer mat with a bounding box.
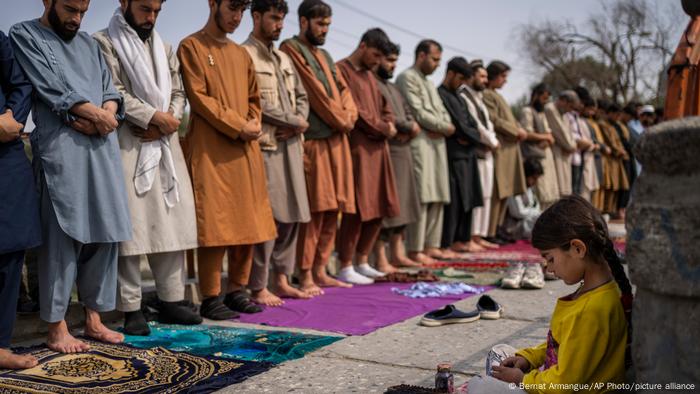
[237,282,492,336]
[2,340,271,393]
[124,323,342,364]
[373,270,439,283]
[446,241,544,263]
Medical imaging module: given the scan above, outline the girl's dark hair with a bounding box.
[531,195,633,299]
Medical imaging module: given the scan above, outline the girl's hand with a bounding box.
[491,365,525,384]
[500,356,531,372]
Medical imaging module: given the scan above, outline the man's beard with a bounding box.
[471,81,485,92]
[48,1,79,41]
[377,65,393,80]
[125,3,154,41]
[305,28,325,46]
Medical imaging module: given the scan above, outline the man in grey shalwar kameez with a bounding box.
[243,0,311,307]
[94,0,201,336]
[10,0,131,353]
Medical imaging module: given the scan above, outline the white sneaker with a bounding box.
[337,266,374,285]
[501,263,525,289]
[521,264,545,289]
[356,263,386,278]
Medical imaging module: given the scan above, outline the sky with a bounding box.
[0,0,685,103]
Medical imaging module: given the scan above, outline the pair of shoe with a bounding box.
[124,299,203,336]
[337,264,385,285]
[419,295,503,327]
[501,263,545,289]
[200,291,263,321]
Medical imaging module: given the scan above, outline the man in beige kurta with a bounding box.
[483,61,527,239]
[520,101,559,209]
[544,92,578,197]
[178,0,276,320]
[242,0,311,306]
[94,1,201,336]
[396,40,456,264]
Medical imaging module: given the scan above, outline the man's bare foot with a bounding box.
[0,348,39,369]
[47,320,90,354]
[391,255,422,268]
[313,270,353,288]
[84,309,124,345]
[425,248,446,259]
[408,252,436,265]
[252,288,284,307]
[299,270,325,296]
[272,275,313,299]
[439,248,461,259]
[376,262,398,274]
[475,237,499,249]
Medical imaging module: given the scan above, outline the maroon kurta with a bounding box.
[336,59,400,221]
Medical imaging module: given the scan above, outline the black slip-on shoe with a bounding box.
[158,300,203,325]
[200,296,239,320]
[124,310,151,336]
[419,305,480,327]
[224,291,263,314]
[477,295,503,320]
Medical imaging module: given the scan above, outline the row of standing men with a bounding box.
[0,0,631,368]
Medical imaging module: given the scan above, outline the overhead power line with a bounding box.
[329,0,485,60]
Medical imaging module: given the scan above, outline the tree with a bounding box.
[517,0,685,104]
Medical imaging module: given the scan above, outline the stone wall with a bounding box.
[626,117,700,392]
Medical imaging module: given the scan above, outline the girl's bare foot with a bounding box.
[251,288,284,306]
[47,320,90,354]
[84,309,124,345]
[0,348,39,369]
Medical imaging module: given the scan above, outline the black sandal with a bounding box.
[224,291,263,314]
[200,296,239,320]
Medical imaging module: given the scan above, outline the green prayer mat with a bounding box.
[2,340,271,393]
[124,323,343,364]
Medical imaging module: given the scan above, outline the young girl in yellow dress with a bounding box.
[468,195,632,394]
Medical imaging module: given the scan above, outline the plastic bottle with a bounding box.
[435,363,454,393]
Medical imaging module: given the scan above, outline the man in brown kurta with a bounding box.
[482,61,527,240]
[280,0,358,292]
[335,29,400,285]
[373,42,422,272]
[178,0,276,320]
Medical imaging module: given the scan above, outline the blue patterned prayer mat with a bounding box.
[2,340,272,393]
[124,323,343,364]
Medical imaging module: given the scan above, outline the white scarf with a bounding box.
[108,8,179,208]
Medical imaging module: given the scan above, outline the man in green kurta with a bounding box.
[396,40,456,264]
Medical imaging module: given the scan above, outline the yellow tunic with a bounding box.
[517,281,628,393]
[178,31,276,246]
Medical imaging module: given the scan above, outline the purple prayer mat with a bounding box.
[237,282,493,336]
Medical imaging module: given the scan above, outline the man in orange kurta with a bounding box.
[665,14,700,120]
[178,0,276,320]
[280,0,358,293]
[335,29,400,285]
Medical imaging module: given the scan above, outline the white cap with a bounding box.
[640,105,655,115]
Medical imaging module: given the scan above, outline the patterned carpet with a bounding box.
[1,340,272,393]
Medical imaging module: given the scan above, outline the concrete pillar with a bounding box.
[626,118,700,392]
